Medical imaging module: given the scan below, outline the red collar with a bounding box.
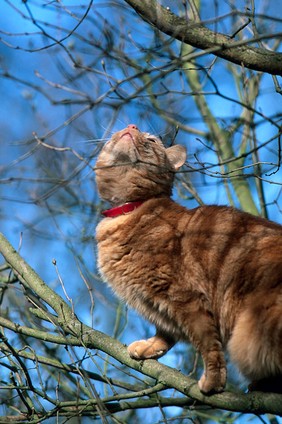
[101,201,144,218]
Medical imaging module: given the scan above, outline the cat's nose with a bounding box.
[127,124,138,130]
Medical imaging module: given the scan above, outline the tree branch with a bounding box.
[0,232,281,417]
[124,0,282,76]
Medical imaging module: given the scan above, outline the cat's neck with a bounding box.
[101,200,145,218]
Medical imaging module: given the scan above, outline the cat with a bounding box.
[95,124,282,394]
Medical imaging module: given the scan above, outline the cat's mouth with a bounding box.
[102,138,137,167]
[113,129,142,162]
[120,131,133,141]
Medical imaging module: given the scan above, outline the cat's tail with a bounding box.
[228,290,282,393]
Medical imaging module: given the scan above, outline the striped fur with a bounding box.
[95,126,282,394]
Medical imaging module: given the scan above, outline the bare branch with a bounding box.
[124,0,282,76]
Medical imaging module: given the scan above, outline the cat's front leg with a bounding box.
[197,347,226,394]
[127,331,175,360]
[170,299,226,394]
[188,320,227,394]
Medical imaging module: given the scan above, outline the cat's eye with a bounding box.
[146,135,162,144]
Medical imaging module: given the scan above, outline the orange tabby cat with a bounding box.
[95,124,282,394]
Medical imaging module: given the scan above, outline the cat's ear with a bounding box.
[166,145,187,170]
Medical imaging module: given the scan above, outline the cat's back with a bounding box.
[96,198,282,270]
[181,204,282,290]
[96,198,281,338]
[96,198,282,296]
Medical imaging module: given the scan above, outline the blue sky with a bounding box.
[0,1,281,422]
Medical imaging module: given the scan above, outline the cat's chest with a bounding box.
[96,215,179,304]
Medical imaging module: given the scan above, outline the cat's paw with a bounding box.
[128,337,169,360]
[198,367,226,394]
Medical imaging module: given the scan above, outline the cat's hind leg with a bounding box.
[228,292,282,393]
[128,331,175,360]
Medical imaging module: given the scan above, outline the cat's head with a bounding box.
[95,125,187,205]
